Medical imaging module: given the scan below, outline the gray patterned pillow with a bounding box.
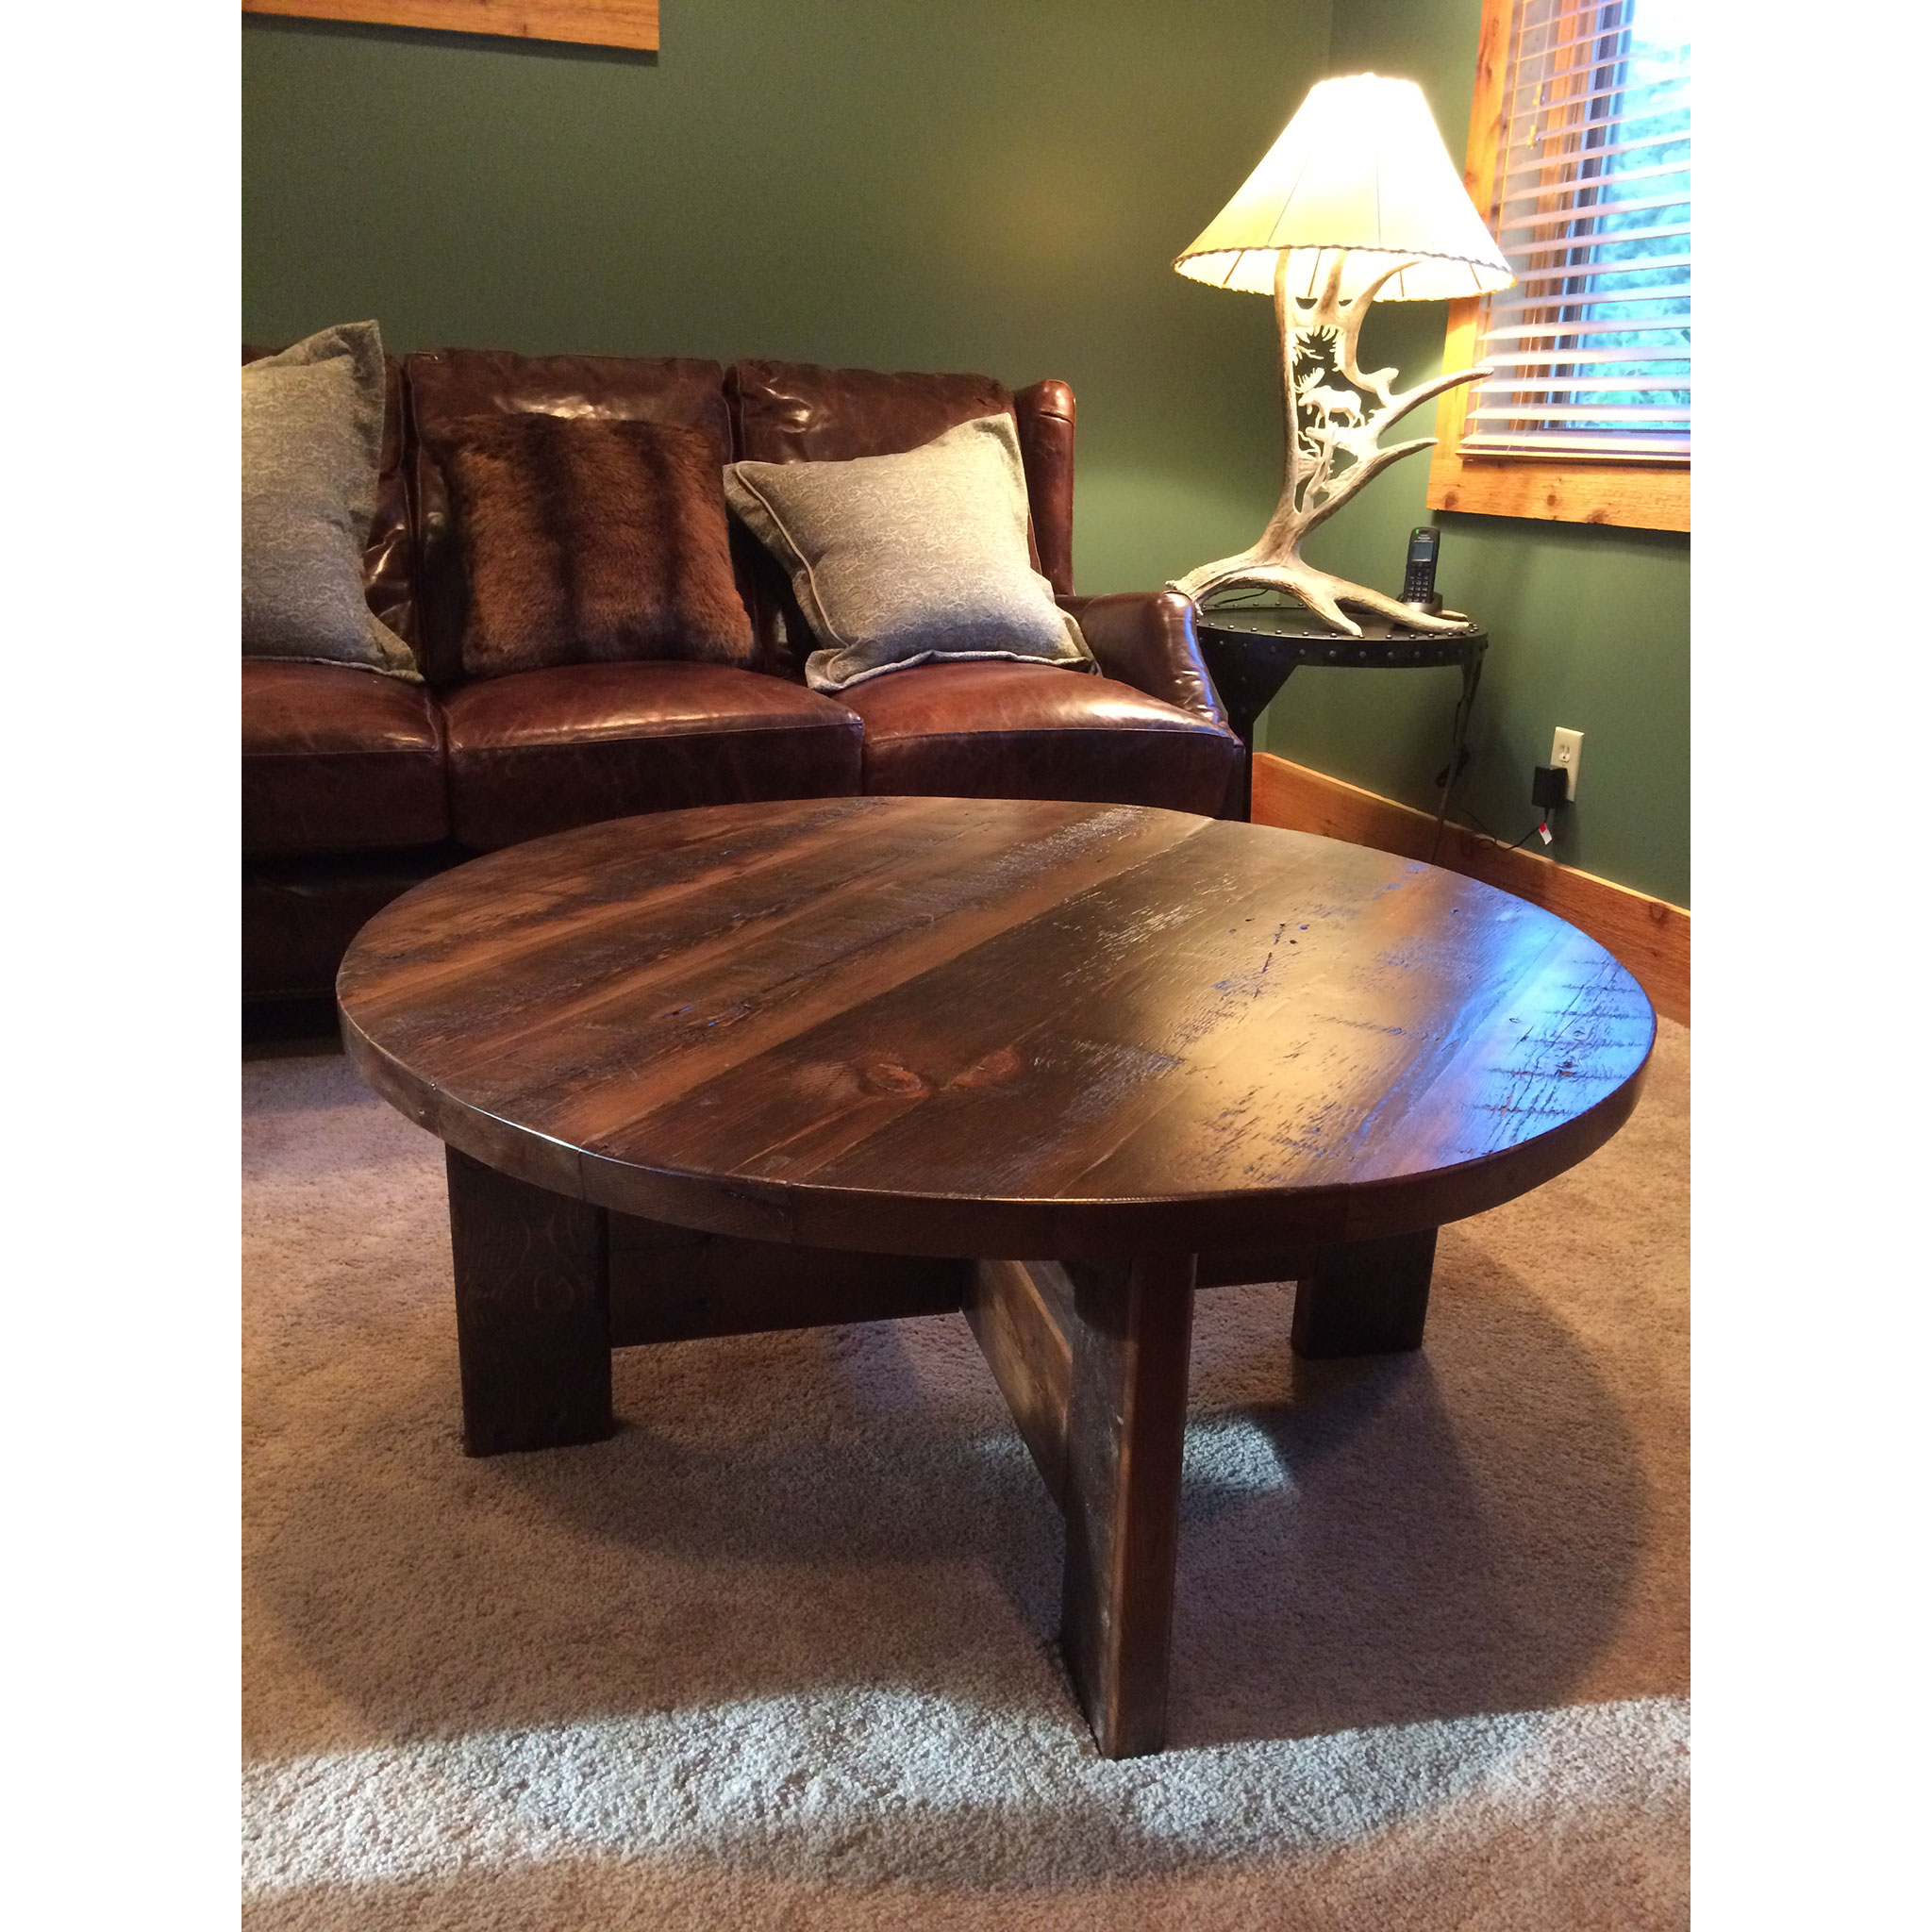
[724,412,1091,694]
[242,321,421,681]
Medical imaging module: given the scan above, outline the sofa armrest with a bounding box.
[1013,379,1076,597]
[1060,591,1231,732]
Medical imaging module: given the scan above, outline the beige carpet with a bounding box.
[242,1021,1689,1929]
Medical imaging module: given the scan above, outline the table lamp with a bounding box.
[1168,75,1515,637]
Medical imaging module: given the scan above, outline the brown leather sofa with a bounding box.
[242,347,1243,1013]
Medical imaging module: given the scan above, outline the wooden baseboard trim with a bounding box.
[1249,753,1689,1025]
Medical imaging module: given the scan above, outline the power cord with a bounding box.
[1437,748,1556,852]
[1449,802,1543,853]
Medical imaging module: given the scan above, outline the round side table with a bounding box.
[1192,605,1488,858]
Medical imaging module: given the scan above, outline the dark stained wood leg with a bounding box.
[967,1258,1076,1508]
[1058,1255,1196,1759]
[1291,1227,1437,1357]
[445,1148,613,1457]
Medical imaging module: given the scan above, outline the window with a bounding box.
[1426,0,1690,530]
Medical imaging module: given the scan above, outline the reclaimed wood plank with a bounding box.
[341,799,1655,1259]
[243,2,659,53]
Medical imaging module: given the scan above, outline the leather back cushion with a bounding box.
[728,360,1015,465]
[728,360,1075,677]
[405,351,748,687]
[243,341,415,650]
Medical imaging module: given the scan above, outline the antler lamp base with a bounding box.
[1169,250,1487,639]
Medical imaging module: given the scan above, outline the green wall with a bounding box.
[243,0,1688,907]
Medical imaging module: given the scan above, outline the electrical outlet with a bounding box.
[1550,727,1584,802]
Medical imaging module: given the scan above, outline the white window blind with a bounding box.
[1461,0,1690,462]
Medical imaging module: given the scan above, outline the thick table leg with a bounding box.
[1291,1227,1437,1357]
[1058,1255,1196,1759]
[445,1148,613,1456]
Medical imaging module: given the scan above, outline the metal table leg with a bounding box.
[1428,644,1486,862]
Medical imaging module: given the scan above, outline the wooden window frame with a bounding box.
[1425,0,1689,533]
[242,2,659,54]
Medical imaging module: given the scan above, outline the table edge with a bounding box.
[340,1006,1654,1259]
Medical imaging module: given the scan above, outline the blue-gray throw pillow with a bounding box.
[242,321,421,681]
[724,413,1091,695]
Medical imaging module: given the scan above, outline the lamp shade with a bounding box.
[1174,74,1514,302]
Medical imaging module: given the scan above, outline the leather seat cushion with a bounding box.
[441,659,865,849]
[242,659,449,856]
[844,660,1241,817]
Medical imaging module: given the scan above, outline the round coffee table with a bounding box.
[338,794,1655,1757]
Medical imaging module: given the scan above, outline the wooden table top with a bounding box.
[338,796,1655,1258]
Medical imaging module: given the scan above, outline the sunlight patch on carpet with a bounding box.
[243,1691,1686,1893]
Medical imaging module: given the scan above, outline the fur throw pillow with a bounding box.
[439,413,756,679]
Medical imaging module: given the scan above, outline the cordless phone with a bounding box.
[1402,526,1441,608]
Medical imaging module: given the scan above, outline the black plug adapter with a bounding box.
[1531,765,1569,809]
